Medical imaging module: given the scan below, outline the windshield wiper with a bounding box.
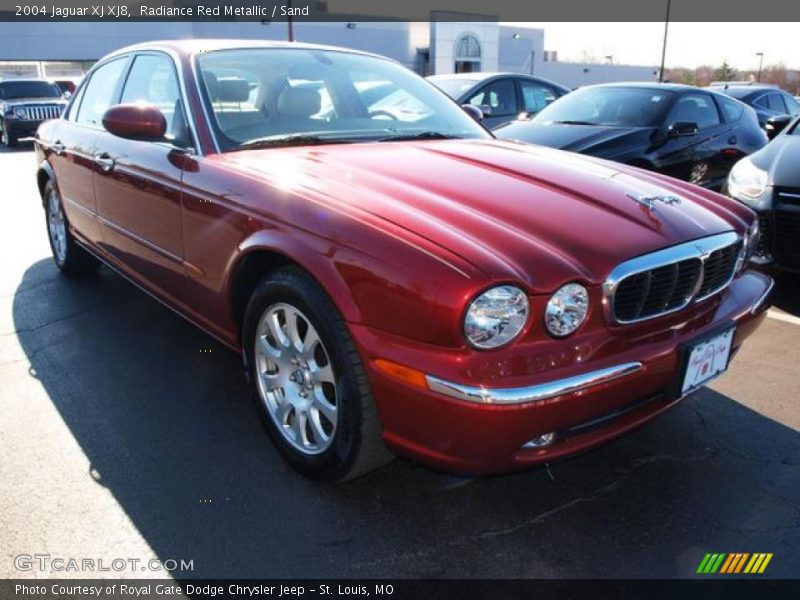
[551,120,598,126]
[376,131,464,142]
[236,134,353,150]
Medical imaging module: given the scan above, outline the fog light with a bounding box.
[522,432,556,448]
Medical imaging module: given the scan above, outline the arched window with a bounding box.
[454,34,481,73]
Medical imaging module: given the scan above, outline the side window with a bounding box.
[717,95,743,122]
[520,80,557,114]
[766,93,787,113]
[76,58,128,127]
[668,93,721,130]
[121,54,181,133]
[783,94,800,116]
[467,79,518,116]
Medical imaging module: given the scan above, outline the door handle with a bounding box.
[52,140,65,155]
[728,136,737,144]
[94,152,115,173]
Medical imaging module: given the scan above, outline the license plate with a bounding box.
[681,327,735,395]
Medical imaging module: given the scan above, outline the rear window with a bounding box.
[717,95,744,122]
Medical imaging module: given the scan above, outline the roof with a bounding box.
[586,81,700,92]
[708,84,781,99]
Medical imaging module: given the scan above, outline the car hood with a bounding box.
[495,121,654,157]
[751,134,800,188]
[218,139,748,291]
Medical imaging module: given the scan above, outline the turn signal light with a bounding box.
[373,359,429,389]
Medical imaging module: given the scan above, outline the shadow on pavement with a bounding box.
[771,271,800,317]
[0,140,34,153]
[12,258,800,578]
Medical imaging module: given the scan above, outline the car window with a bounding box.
[533,86,673,127]
[766,93,787,113]
[121,54,182,132]
[76,58,128,127]
[519,80,558,114]
[429,76,482,99]
[196,48,488,150]
[0,80,62,100]
[667,93,720,130]
[782,93,800,116]
[466,79,518,116]
[717,95,743,122]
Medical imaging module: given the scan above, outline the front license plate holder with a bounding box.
[677,324,736,396]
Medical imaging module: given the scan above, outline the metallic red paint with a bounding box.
[34,41,773,475]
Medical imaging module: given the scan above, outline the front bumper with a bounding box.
[351,270,774,474]
[4,117,46,139]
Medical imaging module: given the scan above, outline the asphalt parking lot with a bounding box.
[0,141,798,580]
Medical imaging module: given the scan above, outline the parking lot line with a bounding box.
[767,309,800,326]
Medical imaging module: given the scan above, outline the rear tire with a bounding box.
[44,180,100,276]
[243,266,393,481]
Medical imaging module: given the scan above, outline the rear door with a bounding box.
[47,56,129,246]
[93,51,193,304]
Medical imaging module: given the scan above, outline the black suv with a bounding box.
[0,79,67,147]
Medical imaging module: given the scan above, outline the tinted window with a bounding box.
[717,95,744,122]
[429,76,482,99]
[782,93,800,116]
[76,59,127,127]
[121,54,181,132]
[668,93,720,130]
[466,79,518,116]
[520,80,558,114]
[0,80,62,100]
[766,93,787,113]
[533,86,673,127]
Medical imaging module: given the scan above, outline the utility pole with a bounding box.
[287,0,294,42]
[659,0,671,82]
[756,52,764,82]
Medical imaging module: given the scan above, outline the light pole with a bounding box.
[658,0,671,82]
[756,52,764,82]
[605,55,613,64]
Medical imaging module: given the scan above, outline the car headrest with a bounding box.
[203,71,219,101]
[217,78,250,103]
[277,87,321,117]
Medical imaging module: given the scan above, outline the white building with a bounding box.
[0,19,657,89]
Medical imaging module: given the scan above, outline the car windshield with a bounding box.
[532,86,675,127]
[196,48,490,151]
[0,80,62,100]
[428,76,482,99]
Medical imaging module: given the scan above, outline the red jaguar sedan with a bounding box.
[34,40,773,481]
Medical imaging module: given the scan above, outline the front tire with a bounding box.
[243,267,393,481]
[1,123,17,148]
[44,180,100,276]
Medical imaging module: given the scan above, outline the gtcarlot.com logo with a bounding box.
[696,552,773,574]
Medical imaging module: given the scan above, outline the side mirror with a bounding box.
[765,114,792,140]
[102,103,167,141]
[668,121,699,138]
[479,104,492,117]
[461,104,484,122]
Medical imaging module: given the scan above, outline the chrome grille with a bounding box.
[20,104,63,121]
[775,187,800,205]
[604,232,742,324]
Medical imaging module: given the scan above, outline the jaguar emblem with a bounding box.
[626,193,682,212]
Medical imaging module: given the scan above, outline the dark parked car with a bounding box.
[0,79,67,147]
[727,115,800,271]
[427,72,569,128]
[495,83,767,190]
[35,41,772,480]
[709,83,800,128]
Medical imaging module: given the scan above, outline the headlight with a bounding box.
[727,158,769,206]
[545,283,589,337]
[464,285,529,349]
[13,106,28,119]
[736,219,761,273]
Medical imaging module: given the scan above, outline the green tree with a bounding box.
[714,61,735,82]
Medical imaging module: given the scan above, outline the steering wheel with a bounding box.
[368,110,398,121]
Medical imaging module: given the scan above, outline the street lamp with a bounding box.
[756,52,764,82]
[659,0,671,82]
[605,55,613,64]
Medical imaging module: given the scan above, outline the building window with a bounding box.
[454,33,481,73]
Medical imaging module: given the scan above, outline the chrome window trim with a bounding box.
[603,231,741,325]
[426,362,643,405]
[189,52,221,154]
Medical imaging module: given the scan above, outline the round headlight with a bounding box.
[464,285,529,349]
[545,283,589,337]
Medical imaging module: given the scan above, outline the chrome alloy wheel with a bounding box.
[254,303,338,455]
[47,189,67,264]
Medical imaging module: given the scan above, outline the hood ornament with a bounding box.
[626,193,682,212]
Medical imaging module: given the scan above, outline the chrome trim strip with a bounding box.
[425,362,643,405]
[189,52,222,154]
[750,277,775,315]
[603,232,741,325]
